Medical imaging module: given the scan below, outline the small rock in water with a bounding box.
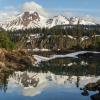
[91,93,100,100]
[81,89,89,96]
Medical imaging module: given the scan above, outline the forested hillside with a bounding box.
[6,25,100,51]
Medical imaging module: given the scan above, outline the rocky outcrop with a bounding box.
[22,12,40,26]
[81,79,100,92]
[81,79,100,100]
[0,49,35,72]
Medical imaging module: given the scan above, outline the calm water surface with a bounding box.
[0,53,100,100]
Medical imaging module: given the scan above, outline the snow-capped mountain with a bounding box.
[0,11,96,30]
[46,15,69,28]
[69,17,95,25]
[2,11,47,30]
[46,16,96,28]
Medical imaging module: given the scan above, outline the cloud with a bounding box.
[22,1,48,17]
[0,6,19,22]
[47,7,100,18]
[4,6,16,10]
[0,11,19,22]
[0,0,100,23]
[48,9,74,17]
[0,1,49,22]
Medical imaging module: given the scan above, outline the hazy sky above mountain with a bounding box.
[0,0,100,21]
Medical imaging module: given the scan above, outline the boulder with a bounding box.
[0,62,5,68]
[0,49,6,61]
[84,83,97,91]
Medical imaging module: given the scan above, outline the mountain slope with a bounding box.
[0,11,96,30]
[70,17,95,25]
[2,11,47,30]
[46,15,69,28]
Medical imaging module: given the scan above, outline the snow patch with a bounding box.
[33,51,100,63]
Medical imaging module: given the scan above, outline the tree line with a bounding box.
[0,24,100,51]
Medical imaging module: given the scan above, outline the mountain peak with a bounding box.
[1,11,47,30]
[0,12,97,30]
[46,15,69,28]
[21,11,40,26]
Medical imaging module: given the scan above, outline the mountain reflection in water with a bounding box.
[0,53,100,100]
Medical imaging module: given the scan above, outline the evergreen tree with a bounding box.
[0,29,15,50]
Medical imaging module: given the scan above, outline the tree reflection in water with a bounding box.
[0,53,100,97]
[0,71,12,92]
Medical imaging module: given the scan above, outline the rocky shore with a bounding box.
[0,49,36,72]
[81,79,100,100]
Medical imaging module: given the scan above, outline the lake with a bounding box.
[0,52,100,100]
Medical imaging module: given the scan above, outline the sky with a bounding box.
[0,0,100,21]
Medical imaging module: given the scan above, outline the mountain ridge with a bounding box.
[0,11,96,30]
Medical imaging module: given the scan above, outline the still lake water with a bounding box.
[0,52,100,100]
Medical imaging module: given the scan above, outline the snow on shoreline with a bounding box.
[28,48,50,52]
[33,51,100,63]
